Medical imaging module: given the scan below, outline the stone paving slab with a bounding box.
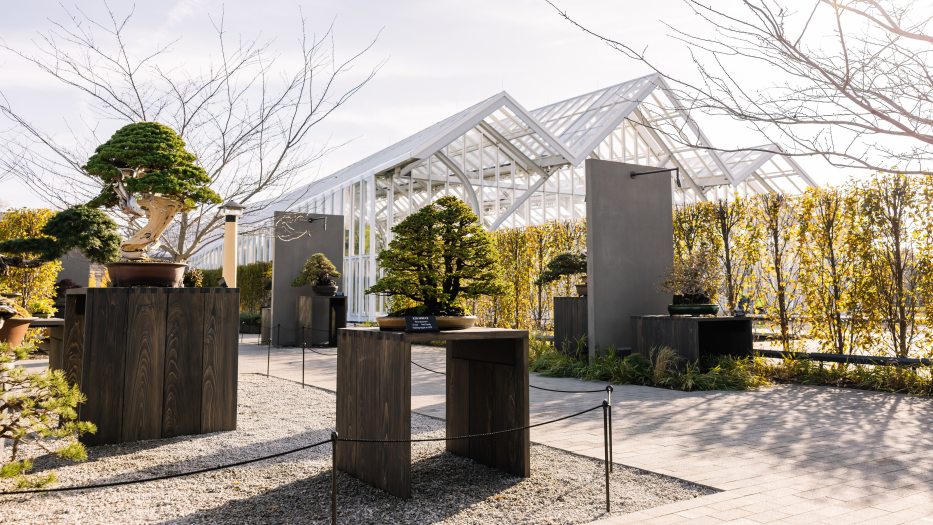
[239,337,933,524]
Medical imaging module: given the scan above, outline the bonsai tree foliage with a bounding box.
[0,206,121,272]
[661,243,722,304]
[292,253,341,287]
[535,252,587,285]
[1,342,96,488]
[83,122,221,259]
[367,196,505,316]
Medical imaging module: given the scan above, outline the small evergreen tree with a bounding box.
[367,196,505,316]
[1,343,96,488]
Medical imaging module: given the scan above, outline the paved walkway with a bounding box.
[240,337,933,524]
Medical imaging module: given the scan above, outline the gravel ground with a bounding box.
[0,375,715,524]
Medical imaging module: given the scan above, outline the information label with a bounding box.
[404,315,439,333]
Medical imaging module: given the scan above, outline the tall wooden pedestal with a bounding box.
[61,288,239,445]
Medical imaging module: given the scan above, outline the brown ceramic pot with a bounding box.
[0,317,35,348]
[106,262,187,287]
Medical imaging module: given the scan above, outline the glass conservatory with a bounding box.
[191,73,816,321]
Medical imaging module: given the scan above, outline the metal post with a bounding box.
[607,385,613,472]
[603,399,611,514]
[302,327,306,388]
[266,328,272,378]
[331,431,338,525]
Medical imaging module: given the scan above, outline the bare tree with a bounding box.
[0,4,380,262]
[547,0,933,175]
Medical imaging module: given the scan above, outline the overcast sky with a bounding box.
[0,0,851,209]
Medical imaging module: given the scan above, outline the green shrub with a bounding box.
[756,356,932,396]
[529,341,767,391]
[1,343,96,488]
[194,263,271,314]
[239,262,272,313]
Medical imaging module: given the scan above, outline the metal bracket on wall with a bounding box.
[630,167,682,189]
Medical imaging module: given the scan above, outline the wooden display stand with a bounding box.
[336,327,529,499]
[631,315,753,361]
[297,295,347,346]
[553,296,587,355]
[60,288,239,445]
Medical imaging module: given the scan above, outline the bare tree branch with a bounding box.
[546,0,933,176]
[0,3,381,262]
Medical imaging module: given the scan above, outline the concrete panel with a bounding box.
[271,212,344,346]
[585,159,673,357]
[57,249,92,286]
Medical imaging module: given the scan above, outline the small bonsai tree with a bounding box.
[535,252,587,285]
[0,206,121,270]
[367,195,505,316]
[292,253,341,288]
[1,343,96,488]
[661,243,722,304]
[83,122,221,259]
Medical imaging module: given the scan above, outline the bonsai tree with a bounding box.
[1,342,96,488]
[366,195,505,316]
[83,122,221,259]
[535,252,587,285]
[0,206,121,270]
[661,243,722,304]
[292,253,341,289]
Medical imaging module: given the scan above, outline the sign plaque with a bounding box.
[404,315,439,333]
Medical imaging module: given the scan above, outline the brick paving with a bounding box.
[240,337,933,524]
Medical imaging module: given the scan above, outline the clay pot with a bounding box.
[0,317,35,347]
[106,262,187,287]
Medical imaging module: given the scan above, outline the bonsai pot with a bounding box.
[668,294,718,316]
[312,284,338,296]
[0,317,35,347]
[106,262,187,287]
[575,284,588,297]
[667,304,719,316]
[376,315,476,331]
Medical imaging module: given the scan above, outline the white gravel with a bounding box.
[0,375,715,524]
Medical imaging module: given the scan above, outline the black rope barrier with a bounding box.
[529,384,609,394]
[411,360,445,375]
[337,403,603,444]
[410,359,613,395]
[4,395,615,522]
[0,437,334,496]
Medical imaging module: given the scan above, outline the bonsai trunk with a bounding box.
[121,195,183,259]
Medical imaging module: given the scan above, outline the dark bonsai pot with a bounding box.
[107,262,187,287]
[667,304,719,316]
[312,283,338,296]
[668,294,719,316]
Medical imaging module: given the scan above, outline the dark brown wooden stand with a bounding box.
[631,315,753,361]
[60,288,239,445]
[554,296,587,354]
[335,327,529,499]
[297,295,347,346]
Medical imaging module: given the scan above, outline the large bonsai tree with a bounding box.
[83,122,221,260]
[367,196,504,316]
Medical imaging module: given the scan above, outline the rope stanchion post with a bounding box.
[602,399,610,514]
[331,431,338,525]
[606,385,613,472]
[302,327,307,389]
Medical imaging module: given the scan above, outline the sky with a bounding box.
[0,0,854,209]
